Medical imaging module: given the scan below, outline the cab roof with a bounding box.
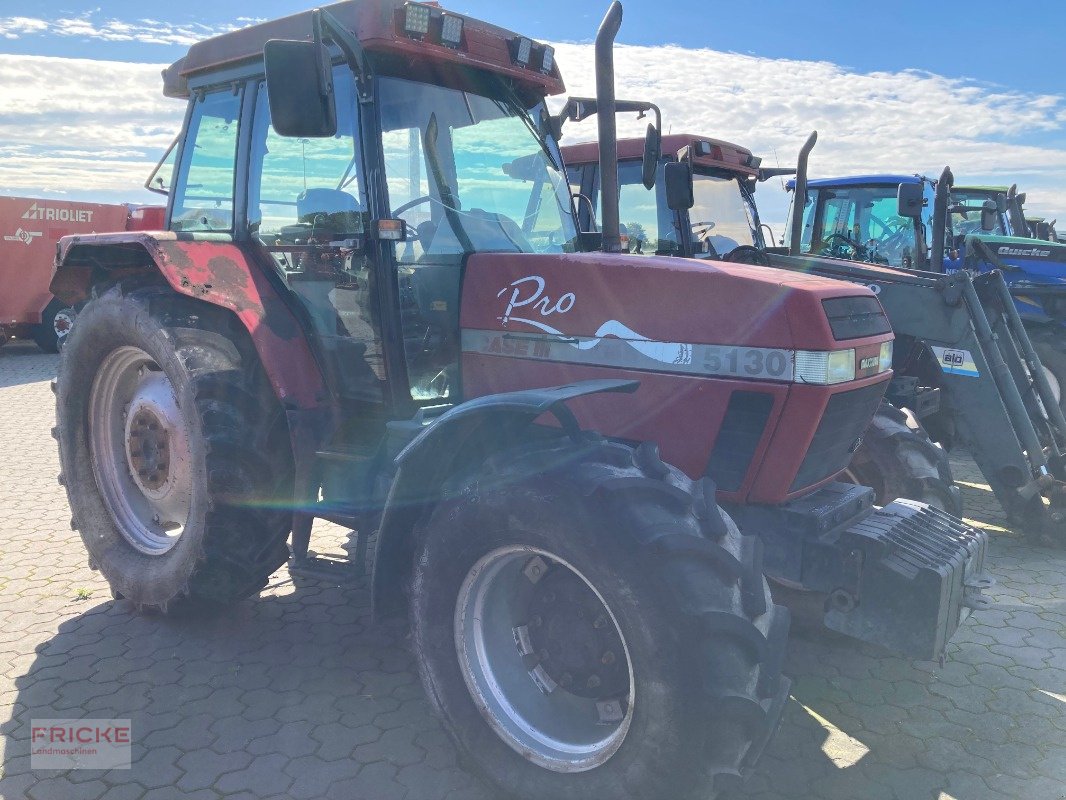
[562,134,760,177]
[162,0,563,99]
[785,174,927,191]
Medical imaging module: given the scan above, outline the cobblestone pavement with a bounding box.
[1,341,1064,800]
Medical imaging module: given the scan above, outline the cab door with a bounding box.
[245,68,389,407]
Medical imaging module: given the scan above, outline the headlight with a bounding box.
[879,340,894,373]
[795,349,856,385]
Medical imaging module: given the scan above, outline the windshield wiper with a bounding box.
[490,76,561,172]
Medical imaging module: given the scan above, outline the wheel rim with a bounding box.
[53,309,75,341]
[454,546,635,773]
[88,346,194,555]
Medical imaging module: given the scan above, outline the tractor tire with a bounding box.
[32,298,74,354]
[1031,336,1066,418]
[55,285,293,612]
[846,401,962,515]
[410,435,790,800]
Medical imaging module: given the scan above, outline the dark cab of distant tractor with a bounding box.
[264,30,337,137]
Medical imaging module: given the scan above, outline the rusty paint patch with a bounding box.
[53,232,327,410]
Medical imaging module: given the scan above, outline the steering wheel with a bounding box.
[818,233,868,260]
[723,245,771,266]
[392,195,434,218]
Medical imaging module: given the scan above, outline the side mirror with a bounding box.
[642,123,661,190]
[264,39,337,138]
[981,200,998,232]
[665,161,694,211]
[897,182,924,218]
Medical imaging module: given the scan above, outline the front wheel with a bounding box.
[410,436,790,800]
[844,401,962,515]
[1032,338,1066,418]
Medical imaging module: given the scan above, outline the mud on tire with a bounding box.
[410,435,790,800]
[55,286,293,611]
[847,401,962,515]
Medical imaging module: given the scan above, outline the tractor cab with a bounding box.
[950,186,1013,237]
[155,2,575,413]
[785,174,938,269]
[566,134,773,259]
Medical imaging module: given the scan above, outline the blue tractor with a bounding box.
[788,170,1066,413]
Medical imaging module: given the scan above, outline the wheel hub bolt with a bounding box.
[530,615,543,628]
[593,614,608,629]
[559,672,573,688]
[587,675,601,690]
[601,651,616,666]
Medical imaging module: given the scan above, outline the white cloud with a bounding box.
[552,43,1066,224]
[0,42,1064,224]
[0,54,183,203]
[0,12,255,46]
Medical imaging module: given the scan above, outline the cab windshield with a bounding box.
[951,190,1007,237]
[378,76,577,263]
[689,171,757,257]
[798,185,917,267]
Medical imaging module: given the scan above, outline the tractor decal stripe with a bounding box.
[461,328,797,382]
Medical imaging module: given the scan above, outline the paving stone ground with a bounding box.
[1,340,1064,800]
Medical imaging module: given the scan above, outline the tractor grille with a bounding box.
[822,296,892,341]
[706,391,775,492]
[790,382,885,492]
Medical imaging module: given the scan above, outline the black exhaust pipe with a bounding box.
[789,130,817,256]
[596,1,624,253]
[932,166,952,273]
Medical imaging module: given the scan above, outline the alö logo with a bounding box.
[23,202,94,224]
[498,276,576,330]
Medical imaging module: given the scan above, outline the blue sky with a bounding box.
[5,0,1064,95]
[1,1,1065,225]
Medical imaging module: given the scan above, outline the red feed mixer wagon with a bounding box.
[0,197,163,351]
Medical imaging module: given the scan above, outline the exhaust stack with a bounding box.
[789,131,818,256]
[932,166,953,271]
[595,2,624,253]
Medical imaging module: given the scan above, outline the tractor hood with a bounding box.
[967,234,1066,281]
[461,252,890,354]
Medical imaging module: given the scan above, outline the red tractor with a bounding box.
[51,3,988,798]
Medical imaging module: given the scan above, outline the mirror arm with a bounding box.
[317,8,373,100]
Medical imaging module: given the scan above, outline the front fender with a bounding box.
[371,379,639,621]
[51,231,326,410]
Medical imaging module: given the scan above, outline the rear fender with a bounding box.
[371,379,639,621]
[51,231,326,410]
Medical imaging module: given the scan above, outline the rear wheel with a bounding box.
[411,435,790,800]
[55,285,293,611]
[845,401,962,514]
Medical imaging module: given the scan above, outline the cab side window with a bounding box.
[248,69,385,404]
[171,90,241,232]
